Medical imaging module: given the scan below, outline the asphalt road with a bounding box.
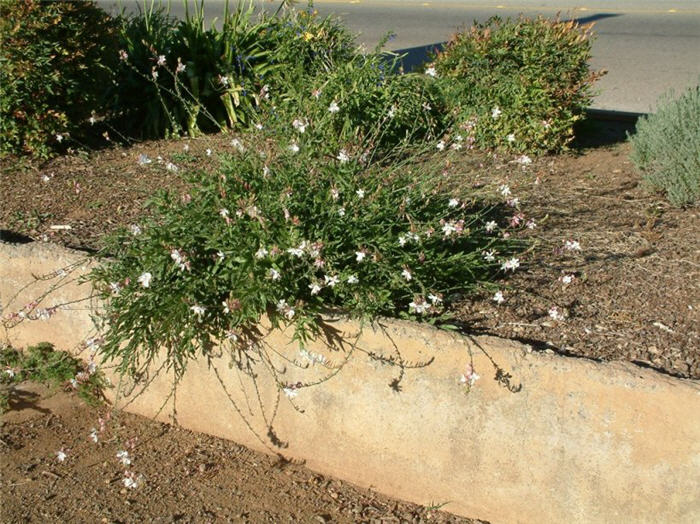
[98,0,700,113]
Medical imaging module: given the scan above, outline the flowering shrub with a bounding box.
[0,0,119,158]
[432,15,603,154]
[629,84,700,206]
[278,49,447,155]
[89,119,524,378]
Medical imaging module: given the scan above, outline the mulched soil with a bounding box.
[1,128,698,381]
[1,383,476,523]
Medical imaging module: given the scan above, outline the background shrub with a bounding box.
[111,1,359,140]
[0,0,119,158]
[629,85,700,206]
[111,1,277,139]
[90,117,522,378]
[432,15,603,154]
[276,49,447,155]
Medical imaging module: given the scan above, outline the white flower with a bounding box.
[516,155,532,165]
[346,274,359,284]
[219,75,230,87]
[425,66,437,77]
[137,272,152,288]
[328,101,340,113]
[507,133,516,143]
[355,251,366,262]
[287,247,304,257]
[190,305,206,318]
[356,189,365,199]
[309,283,322,295]
[485,220,498,233]
[448,198,459,208]
[526,219,537,229]
[501,257,520,272]
[285,308,295,319]
[398,235,408,247]
[288,142,300,153]
[336,149,350,163]
[89,428,99,443]
[491,106,502,119]
[206,148,212,156]
[217,250,225,261]
[460,365,480,387]
[324,275,339,287]
[262,166,270,177]
[564,240,581,251]
[70,378,79,389]
[401,269,412,281]
[151,69,158,80]
[409,299,430,315]
[116,450,131,465]
[337,207,346,217]
[55,133,64,143]
[283,387,298,399]
[4,368,15,378]
[330,188,340,201]
[561,274,575,285]
[122,472,143,489]
[219,208,230,219]
[255,123,263,130]
[387,105,396,118]
[89,116,97,125]
[442,222,457,237]
[41,174,51,183]
[428,293,443,305]
[182,143,189,152]
[493,291,505,304]
[176,60,186,74]
[269,268,281,281]
[482,250,496,262]
[451,142,463,151]
[422,102,432,111]
[436,140,446,151]
[292,118,307,133]
[56,450,67,462]
[119,49,128,61]
[548,306,565,321]
[230,138,245,152]
[507,197,520,208]
[255,247,268,259]
[137,154,152,166]
[498,184,511,197]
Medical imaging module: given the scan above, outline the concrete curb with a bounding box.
[2,241,699,523]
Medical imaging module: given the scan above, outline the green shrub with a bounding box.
[629,85,700,206]
[432,15,603,154]
[0,0,119,158]
[89,117,523,378]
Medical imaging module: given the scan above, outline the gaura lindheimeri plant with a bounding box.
[89,115,526,380]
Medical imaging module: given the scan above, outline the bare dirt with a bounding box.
[1,382,477,523]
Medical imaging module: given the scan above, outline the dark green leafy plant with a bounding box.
[0,0,119,158]
[432,15,603,154]
[629,85,700,206]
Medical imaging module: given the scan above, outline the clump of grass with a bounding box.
[0,342,107,412]
[629,84,700,206]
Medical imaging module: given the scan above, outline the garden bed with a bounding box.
[2,127,697,380]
